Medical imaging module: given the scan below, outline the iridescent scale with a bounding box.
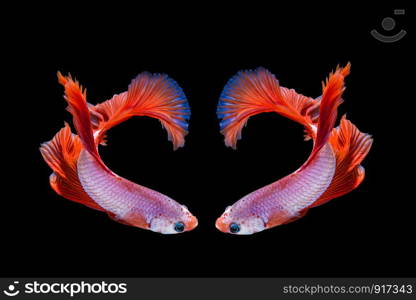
[77,150,176,221]
[232,144,336,222]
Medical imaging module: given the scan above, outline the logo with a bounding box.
[3,281,20,297]
[2,280,127,297]
[371,9,406,43]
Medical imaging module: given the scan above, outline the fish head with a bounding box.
[215,206,265,235]
[149,204,198,234]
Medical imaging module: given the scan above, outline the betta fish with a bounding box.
[215,63,373,234]
[40,72,198,234]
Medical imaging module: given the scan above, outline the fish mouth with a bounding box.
[215,217,228,232]
[187,215,198,231]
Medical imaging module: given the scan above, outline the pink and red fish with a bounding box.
[40,72,198,234]
[215,63,373,234]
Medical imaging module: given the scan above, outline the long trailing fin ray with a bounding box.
[57,72,102,164]
[217,67,318,148]
[300,66,347,170]
[40,124,105,211]
[315,72,344,150]
[90,73,190,150]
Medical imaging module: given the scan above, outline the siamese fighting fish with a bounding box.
[216,64,373,235]
[40,72,198,234]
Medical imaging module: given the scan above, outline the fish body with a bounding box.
[216,64,373,234]
[41,72,197,234]
[77,149,197,233]
[217,143,335,234]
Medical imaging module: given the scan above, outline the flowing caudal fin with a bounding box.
[310,116,373,207]
[217,68,318,149]
[302,65,347,168]
[40,124,105,211]
[89,73,190,150]
[57,72,103,166]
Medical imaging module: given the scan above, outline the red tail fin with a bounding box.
[57,72,100,161]
[40,124,105,211]
[305,65,348,165]
[217,68,318,148]
[311,115,373,207]
[90,73,190,150]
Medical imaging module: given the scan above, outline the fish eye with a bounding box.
[174,221,185,233]
[229,223,240,234]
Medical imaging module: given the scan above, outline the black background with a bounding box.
[3,3,413,277]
